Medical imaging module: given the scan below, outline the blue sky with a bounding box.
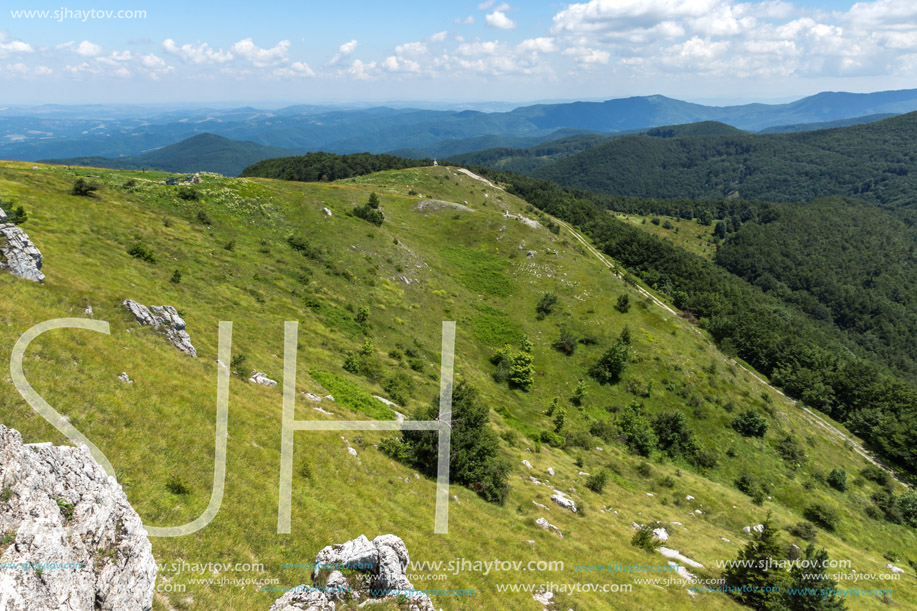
[1,0,916,106]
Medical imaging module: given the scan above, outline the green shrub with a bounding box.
[4,205,28,224]
[535,293,558,320]
[827,468,848,492]
[195,210,212,225]
[353,203,384,226]
[591,340,629,384]
[652,411,697,459]
[400,383,511,504]
[587,420,617,444]
[776,435,806,465]
[732,410,768,437]
[735,473,767,505]
[127,242,156,263]
[788,521,818,541]
[631,524,662,552]
[165,474,190,495]
[619,403,657,456]
[170,269,182,284]
[70,178,98,197]
[586,471,608,493]
[803,503,839,531]
[615,294,630,313]
[177,187,199,201]
[553,326,578,355]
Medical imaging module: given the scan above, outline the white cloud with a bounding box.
[486,10,517,29]
[272,61,315,78]
[344,58,377,79]
[395,41,428,56]
[455,15,475,24]
[0,39,33,57]
[517,37,558,53]
[330,39,358,65]
[162,39,232,63]
[428,31,449,43]
[478,0,496,9]
[75,40,102,57]
[230,38,290,67]
[563,46,611,64]
[4,62,35,75]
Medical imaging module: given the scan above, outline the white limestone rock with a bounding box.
[122,300,197,357]
[249,371,278,387]
[535,517,563,538]
[0,424,157,611]
[0,216,44,282]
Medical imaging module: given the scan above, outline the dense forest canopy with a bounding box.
[241,152,431,182]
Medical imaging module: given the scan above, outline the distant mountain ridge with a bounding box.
[3,88,917,161]
[39,133,295,176]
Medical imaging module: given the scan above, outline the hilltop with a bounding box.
[39,133,296,176]
[0,161,914,610]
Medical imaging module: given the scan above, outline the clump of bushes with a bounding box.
[127,242,156,263]
[803,503,839,531]
[732,409,768,437]
[70,178,98,197]
[353,192,384,226]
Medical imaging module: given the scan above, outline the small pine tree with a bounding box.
[781,545,846,610]
[619,325,631,345]
[367,192,380,209]
[615,294,631,313]
[170,269,182,284]
[723,514,789,610]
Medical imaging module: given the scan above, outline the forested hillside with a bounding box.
[531,113,917,218]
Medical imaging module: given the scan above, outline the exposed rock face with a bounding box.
[535,517,563,538]
[122,299,197,357]
[270,534,434,611]
[0,425,156,611]
[0,209,44,282]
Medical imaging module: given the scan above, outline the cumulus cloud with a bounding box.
[486,10,517,29]
[162,39,232,63]
[74,40,102,57]
[230,38,290,67]
[0,39,33,57]
[546,0,917,80]
[517,37,558,53]
[455,15,475,24]
[329,39,359,65]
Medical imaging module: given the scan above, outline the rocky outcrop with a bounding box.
[269,534,434,611]
[122,300,197,357]
[249,372,278,387]
[0,208,44,282]
[0,425,156,611]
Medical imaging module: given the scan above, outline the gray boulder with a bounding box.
[0,425,157,611]
[0,210,44,282]
[122,300,197,357]
[271,534,434,611]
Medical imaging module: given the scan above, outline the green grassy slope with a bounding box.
[0,162,914,610]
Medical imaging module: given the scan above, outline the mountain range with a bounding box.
[3,88,917,162]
